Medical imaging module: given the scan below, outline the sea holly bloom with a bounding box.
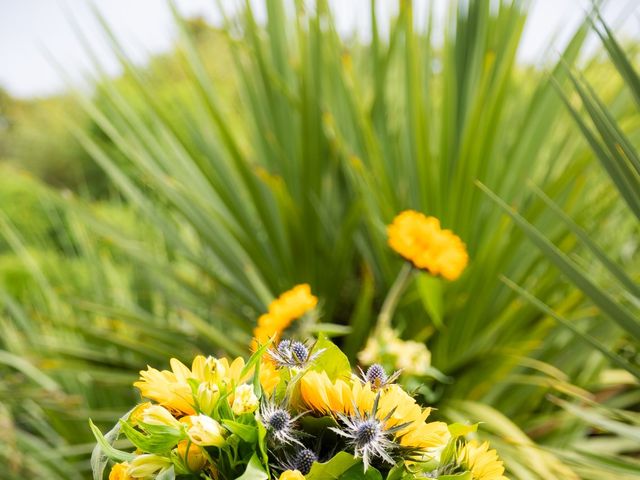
[278,447,318,475]
[259,397,306,447]
[253,284,318,346]
[458,441,509,480]
[357,363,402,390]
[268,339,325,369]
[231,384,259,415]
[387,210,468,280]
[330,392,410,470]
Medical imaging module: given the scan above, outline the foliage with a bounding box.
[0,1,638,479]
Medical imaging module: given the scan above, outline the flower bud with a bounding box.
[127,454,172,478]
[108,462,132,480]
[186,414,226,447]
[231,384,259,415]
[176,440,206,472]
[196,382,220,415]
[141,405,182,429]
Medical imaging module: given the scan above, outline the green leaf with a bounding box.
[156,466,176,480]
[223,420,258,443]
[416,274,444,329]
[341,463,383,479]
[448,423,478,438]
[312,335,352,380]
[119,420,183,454]
[235,453,269,480]
[89,419,135,464]
[306,452,359,480]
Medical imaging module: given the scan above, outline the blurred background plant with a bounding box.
[0,1,638,479]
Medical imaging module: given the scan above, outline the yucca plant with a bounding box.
[481,10,640,479]
[1,1,638,478]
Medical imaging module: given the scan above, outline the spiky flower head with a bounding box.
[358,364,402,390]
[259,399,306,447]
[268,339,325,369]
[290,448,317,475]
[330,392,411,470]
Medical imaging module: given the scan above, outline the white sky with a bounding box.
[0,0,638,99]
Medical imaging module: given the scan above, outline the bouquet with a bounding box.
[91,212,509,480]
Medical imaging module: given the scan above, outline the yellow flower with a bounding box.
[300,371,449,451]
[128,402,152,426]
[231,384,259,415]
[134,356,247,415]
[279,470,306,480]
[387,210,468,280]
[253,284,318,346]
[127,454,172,478]
[141,404,182,429]
[259,360,281,396]
[176,440,207,472]
[109,462,132,480]
[458,441,509,480]
[184,414,226,447]
[196,382,220,416]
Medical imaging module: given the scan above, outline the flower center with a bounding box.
[355,419,380,447]
[291,341,309,362]
[268,409,290,431]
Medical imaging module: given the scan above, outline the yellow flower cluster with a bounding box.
[387,210,468,280]
[253,284,318,346]
[458,441,509,480]
[299,371,450,451]
[134,355,246,414]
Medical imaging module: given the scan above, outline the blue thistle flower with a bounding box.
[259,398,306,447]
[268,339,325,369]
[329,392,410,470]
[357,363,402,390]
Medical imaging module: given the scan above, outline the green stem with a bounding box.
[377,262,415,329]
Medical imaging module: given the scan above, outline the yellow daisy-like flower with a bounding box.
[459,441,509,480]
[387,210,468,280]
[299,371,449,451]
[253,284,318,346]
[134,356,247,415]
[279,470,305,480]
[109,462,132,480]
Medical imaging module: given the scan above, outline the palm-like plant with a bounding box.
[481,9,640,479]
[1,1,638,478]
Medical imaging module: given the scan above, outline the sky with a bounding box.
[0,0,638,99]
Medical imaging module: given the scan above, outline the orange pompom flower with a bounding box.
[253,284,318,346]
[387,210,468,280]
